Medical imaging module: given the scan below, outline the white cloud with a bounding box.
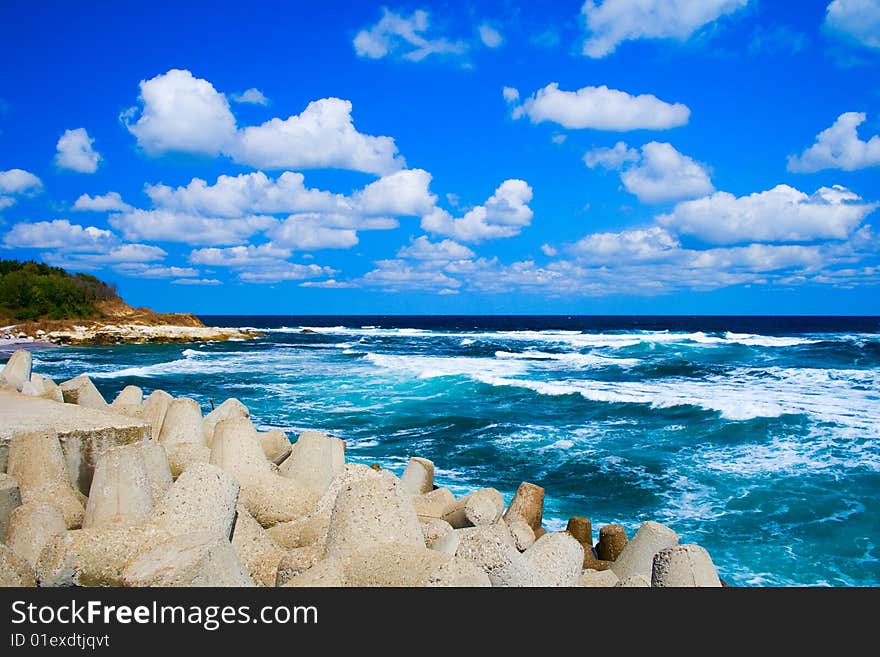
[353,8,468,61]
[511,83,690,131]
[231,88,270,105]
[541,244,558,256]
[109,209,275,246]
[570,226,681,262]
[352,168,436,215]
[54,128,101,173]
[123,69,406,176]
[361,259,461,291]
[502,86,520,103]
[581,0,749,58]
[73,191,132,212]
[267,215,360,250]
[825,0,880,50]
[0,169,42,208]
[233,98,405,175]
[397,236,475,260]
[3,219,117,251]
[115,264,200,278]
[189,243,291,267]
[619,142,714,203]
[45,244,167,265]
[584,141,639,169]
[658,184,877,244]
[172,278,221,286]
[479,24,503,48]
[122,69,237,156]
[239,262,334,284]
[421,179,534,242]
[788,112,880,172]
[299,279,358,289]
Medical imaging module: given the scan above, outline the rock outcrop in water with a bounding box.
[0,348,724,588]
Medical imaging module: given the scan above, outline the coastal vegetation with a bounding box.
[0,260,117,322]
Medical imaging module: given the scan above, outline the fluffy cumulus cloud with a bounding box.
[352,168,436,216]
[824,0,880,50]
[0,168,42,208]
[42,244,168,270]
[109,209,276,246]
[230,88,269,105]
[569,226,681,263]
[658,184,877,244]
[267,215,360,250]
[73,191,132,212]
[353,8,468,61]
[581,0,749,58]
[3,219,117,251]
[583,141,639,169]
[54,128,101,173]
[115,264,200,278]
[397,235,475,260]
[510,83,690,131]
[233,98,405,175]
[421,179,534,242]
[189,243,333,284]
[123,69,403,175]
[361,259,462,291]
[788,112,880,172]
[122,69,238,156]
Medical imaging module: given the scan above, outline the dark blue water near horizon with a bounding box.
[25,314,880,586]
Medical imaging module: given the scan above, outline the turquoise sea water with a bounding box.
[20,315,880,586]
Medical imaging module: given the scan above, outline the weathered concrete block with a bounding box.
[1,349,32,392]
[598,523,629,562]
[344,542,449,587]
[616,574,651,587]
[111,385,143,408]
[503,481,544,531]
[59,375,107,410]
[143,390,173,440]
[6,502,67,568]
[580,569,620,587]
[281,557,347,587]
[400,457,434,495]
[566,516,592,547]
[279,430,344,498]
[429,528,461,556]
[505,517,536,551]
[259,429,292,465]
[0,391,150,493]
[454,523,546,587]
[203,398,249,447]
[0,544,35,587]
[324,474,424,561]
[151,463,239,538]
[83,445,153,528]
[413,487,455,521]
[231,505,289,587]
[123,532,255,587]
[166,442,211,479]
[443,488,505,528]
[137,441,173,504]
[158,398,203,447]
[7,430,84,528]
[423,557,492,587]
[22,373,57,398]
[522,531,584,587]
[652,544,722,587]
[610,521,679,583]
[421,517,454,549]
[274,544,323,586]
[211,417,318,526]
[0,473,21,541]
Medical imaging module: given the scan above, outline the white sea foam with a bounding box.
[494,349,639,368]
[363,352,528,379]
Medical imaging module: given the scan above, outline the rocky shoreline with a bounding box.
[1,323,261,347]
[0,348,724,588]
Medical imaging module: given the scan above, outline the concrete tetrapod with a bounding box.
[274,544,323,586]
[123,532,255,587]
[651,544,722,587]
[7,430,84,528]
[0,544,35,587]
[421,517,454,549]
[443,488,505,528]
[111,386,143,415]
[400,457,434,495]
[344,542,450,587]
[0,473,21,541]
[522,531,584,587]
[610,521,679,583]
[37,463,239,587]
[422,557,492,587]
[259,429,292,465]
[137,441,173,504]
[279,430,345,499]
[503,481,544,531]
[413,487,455,522]
[323,473,424,562]
[453,522,547,587]
[202,398,249,447]
[267,463,381,550]
[579,569,621,587]
[6,502,67,569]
[58,375,108,410]
[505,518,536,551]
[83,445,154,528]
[158,397,210,477]
[598,524,629,562]
[1,349,32,392]
[142,390,173,440]
[210,417,319,527]
[231,504,289,587]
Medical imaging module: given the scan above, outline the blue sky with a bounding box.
[1,0,879,315]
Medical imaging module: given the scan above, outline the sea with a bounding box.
[21,315,880,586]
